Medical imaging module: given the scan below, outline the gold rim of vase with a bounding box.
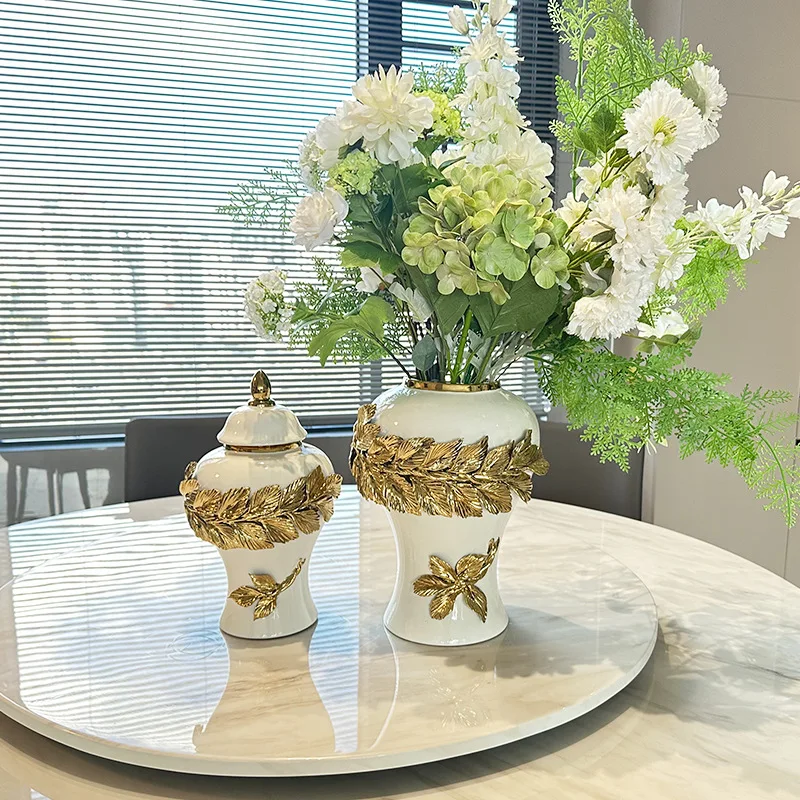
[224,442,302,453]
[406,379,500,393]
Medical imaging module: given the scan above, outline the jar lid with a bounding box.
[217,370,308,448]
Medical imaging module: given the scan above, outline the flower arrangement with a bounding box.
[225,0,800,524]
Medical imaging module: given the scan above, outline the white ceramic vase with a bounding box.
[370,380,540,647]
[185,371,339,641]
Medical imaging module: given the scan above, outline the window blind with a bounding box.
[0,0,554,442]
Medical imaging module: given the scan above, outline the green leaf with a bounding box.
[341,242,403,275]
[412,334,438,372]
[589,103,620,151]
[415,135,448,159]
[470,271,559,336]
[345,224,385,248]
[308,296,395,365]
[392,162,446,216]
[346,194,373,223]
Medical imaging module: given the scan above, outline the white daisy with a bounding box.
[619,79,704,184]
[339,66,433,165]
[685,62,727,148]
[648,171,689,235]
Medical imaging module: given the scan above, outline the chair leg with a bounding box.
[77,471,91,509]
[6,465,17,525]
[18,468,29,523]
[56,472,65,515]
[47,470,57,517]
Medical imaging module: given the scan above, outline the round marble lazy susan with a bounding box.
[0,494,658,777]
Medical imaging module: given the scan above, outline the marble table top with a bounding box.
[0,489,799,798]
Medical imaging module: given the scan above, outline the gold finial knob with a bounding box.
[249,370,275,407]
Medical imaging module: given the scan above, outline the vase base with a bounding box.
[383,614,509,647]
[219,615,317,641]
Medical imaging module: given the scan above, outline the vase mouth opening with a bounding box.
[405,379,500,393]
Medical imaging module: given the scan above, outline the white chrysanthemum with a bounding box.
[290,188,349,251]
[637,309,689,340]
[566,292,638,341]
[654,229,695,288]
[619,79,704,184]
[686,61,727,147]
[355,266,394,293]
[244,270,293,343]
[581,180,655,270]
[338,66,433,165]
[466,127,553,190]
[389,283,432,323]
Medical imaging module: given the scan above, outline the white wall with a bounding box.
[634,0,800,583]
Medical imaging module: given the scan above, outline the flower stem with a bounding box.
[451,309,473,382]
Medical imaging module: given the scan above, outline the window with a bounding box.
[0,0,557,442]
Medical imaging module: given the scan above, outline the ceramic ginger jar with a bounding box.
[181,370,342,639]
[350,379,548,647]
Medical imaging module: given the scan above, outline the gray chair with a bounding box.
[534,421,643,519]
[125,416,643,519]
[124,416,353,502]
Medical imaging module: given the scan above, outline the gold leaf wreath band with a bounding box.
[180,464,342,550]
[349,404,549,518]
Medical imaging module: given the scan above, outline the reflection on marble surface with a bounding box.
[0,492,655,775]
[0,490,798,797]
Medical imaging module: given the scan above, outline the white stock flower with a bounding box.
[637,309,689,340]
[389,283,432,323]
[339,66,433,165]
[459,96,526,140]
[448,5,469,35]
[655,229,695,288]
[466,127,553,189]
[244,270,293,343]
[685,62,727,147]
[762,170,790,198]
[466,58,520,102]
[556,192,588,229]
[686,197,738,237]
[648,172,689,234]
[355,266,394,293]
[290,188,348,251]
[298,131,324,189]
[785,197,800,218]
[619,79,704,184]
[488,0,512,25]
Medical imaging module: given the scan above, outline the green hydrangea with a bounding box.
[327,151,379,196]
[401,164,563,303]
[417,90,461,140]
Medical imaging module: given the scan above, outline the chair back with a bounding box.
[534,421,643,520]
[124,416,354,502]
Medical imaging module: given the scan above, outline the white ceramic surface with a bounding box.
[0,493,656,776]
[0,493,799,798]
[193,443,334,639]
[373,383,540,645]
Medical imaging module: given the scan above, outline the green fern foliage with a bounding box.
[548,0,711,161]
[538,337,800,526]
